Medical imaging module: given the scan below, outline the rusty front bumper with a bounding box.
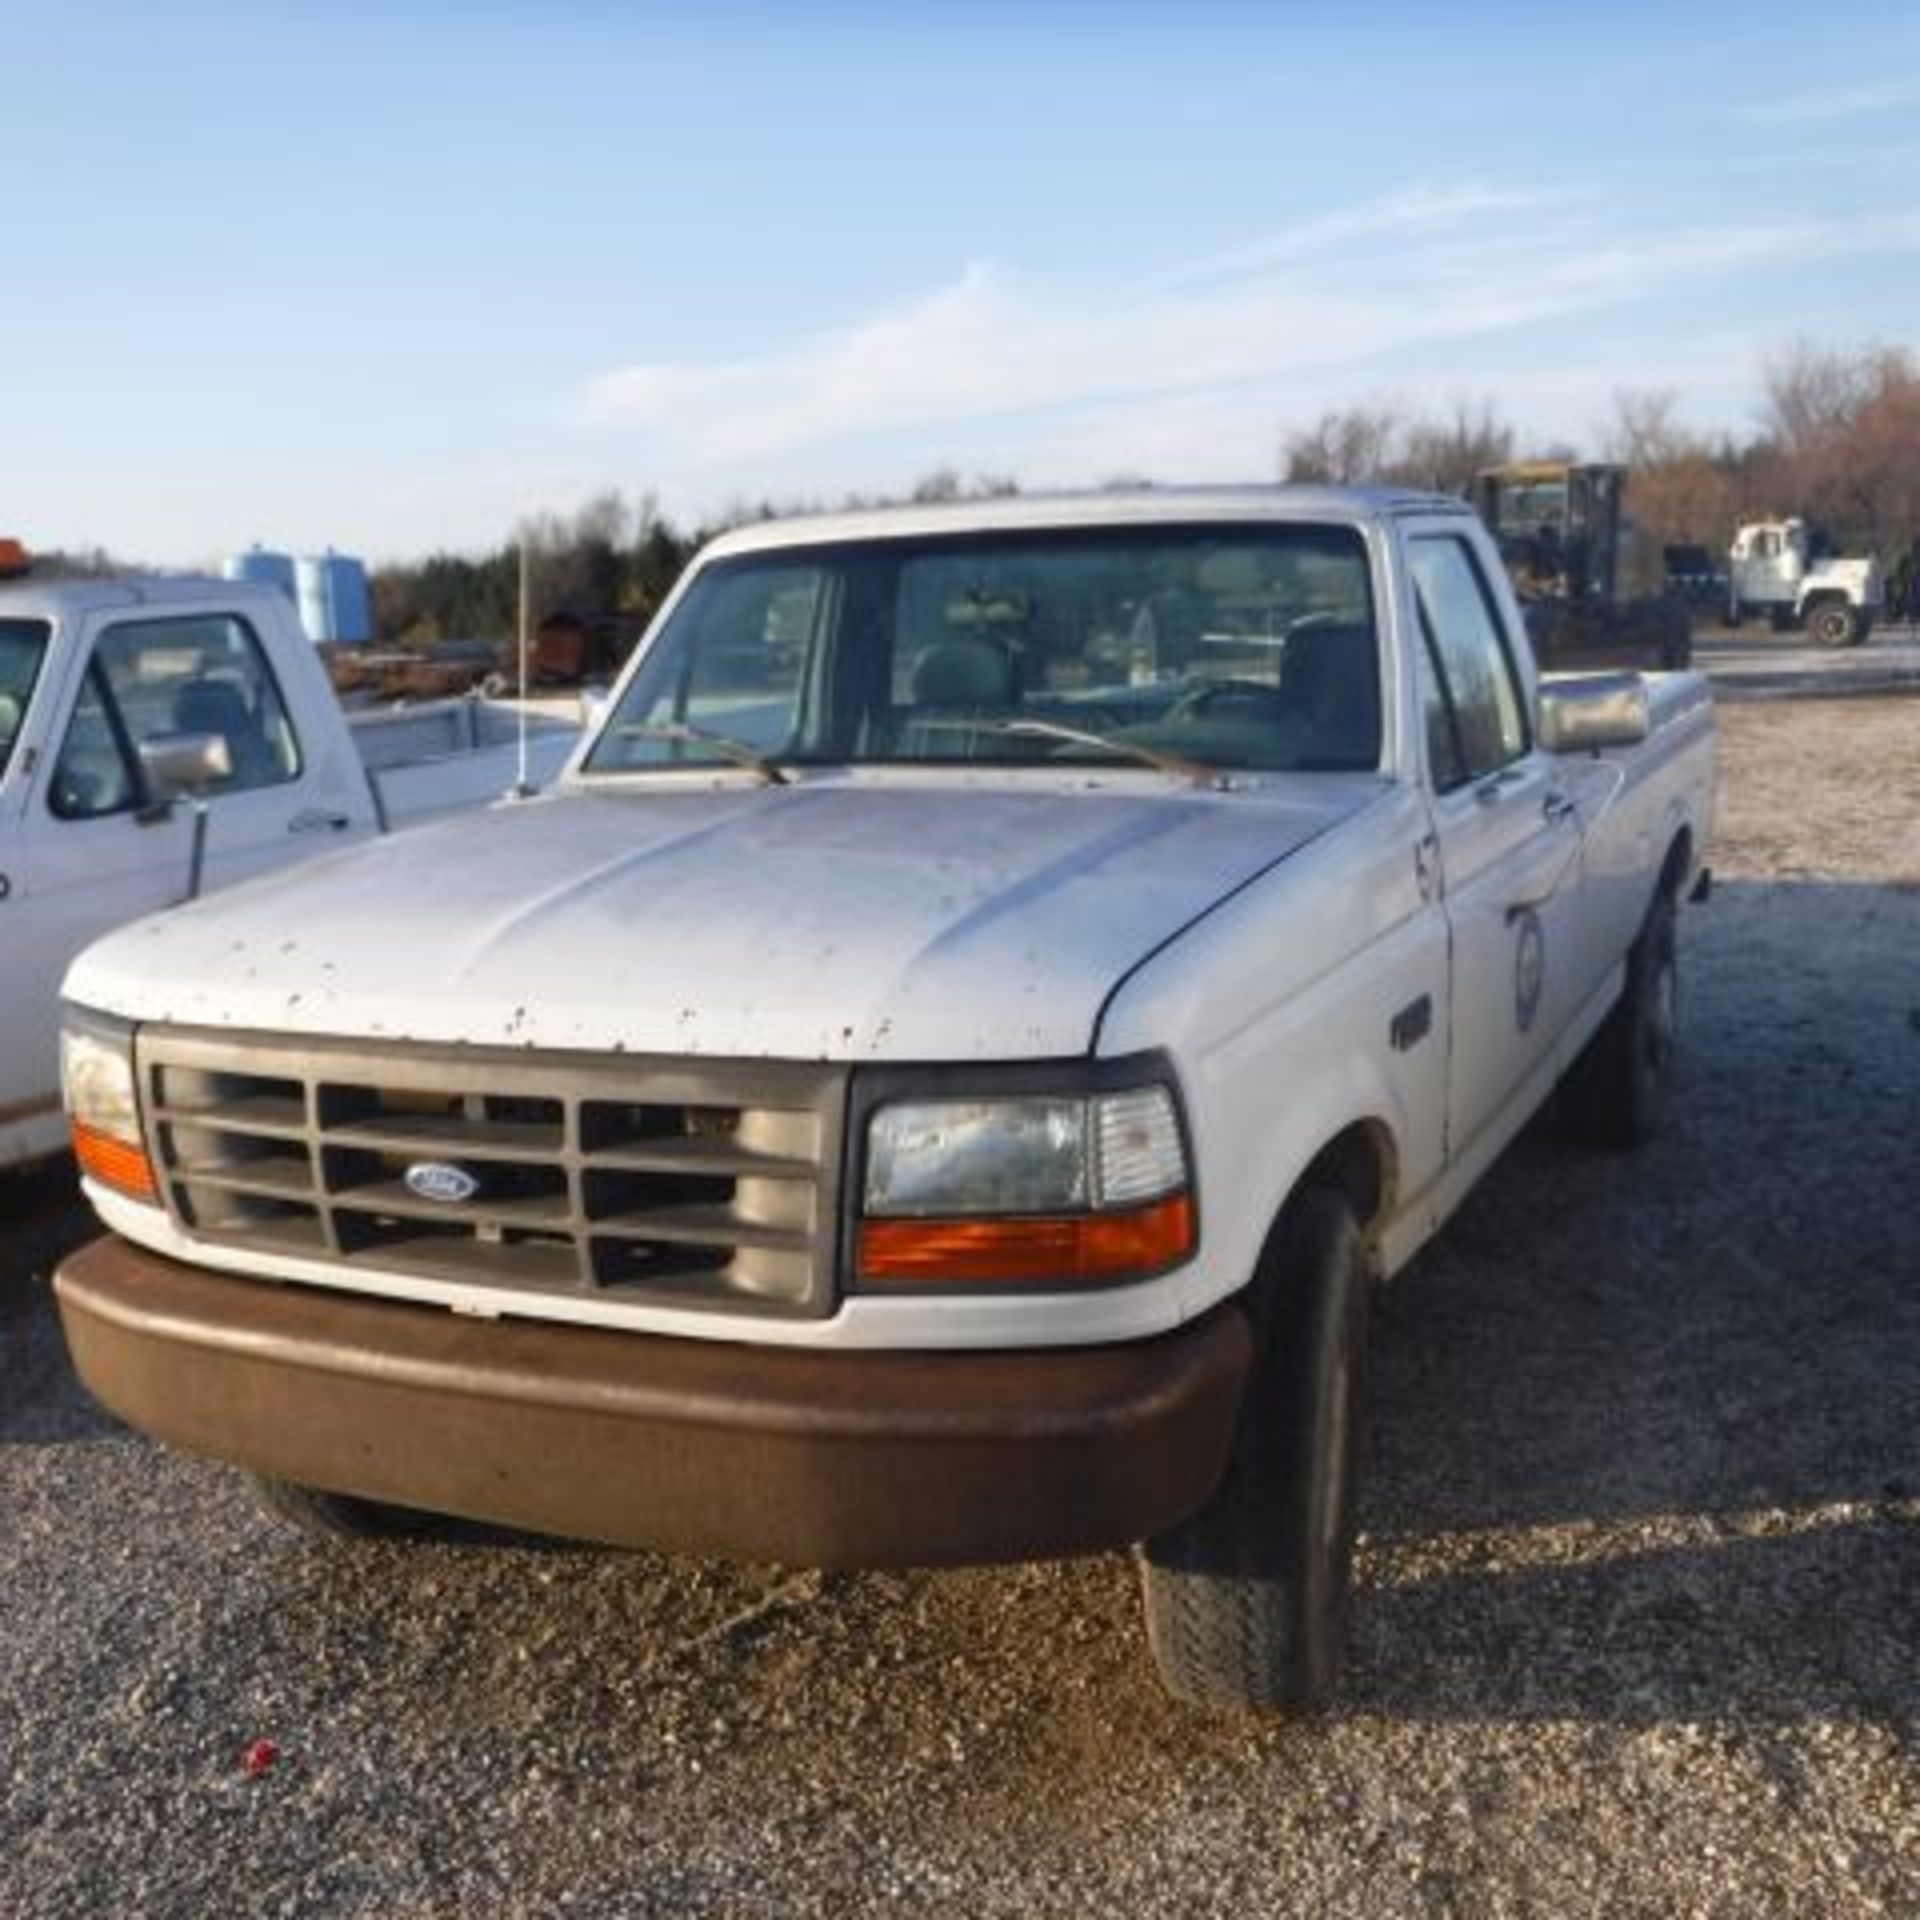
[54,1236,1252,1568]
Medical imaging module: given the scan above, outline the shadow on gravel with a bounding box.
[1346,1511,1918,1726]
[1346,876,1920,1725]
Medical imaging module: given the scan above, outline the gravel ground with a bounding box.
[4,697,1918,1917]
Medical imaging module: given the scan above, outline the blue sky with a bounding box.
[7,0,1918,564]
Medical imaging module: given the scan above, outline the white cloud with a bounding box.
[568,185,1920,488]
[1161,182,1597,286]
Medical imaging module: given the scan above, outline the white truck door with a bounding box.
[2,609,346,1140]
[1406,531,1586,1157]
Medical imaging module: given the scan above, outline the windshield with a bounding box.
[0,619,49,781]
[584,523,1381,778]
[1489,480,1569,536]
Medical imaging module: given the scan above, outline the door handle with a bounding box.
[1542,789,1577,823]
[288,809,352,834]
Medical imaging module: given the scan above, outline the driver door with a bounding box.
[1407,528,1586,1159]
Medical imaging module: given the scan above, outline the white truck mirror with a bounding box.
[1537,674,1650,753]
[137,730,234,800]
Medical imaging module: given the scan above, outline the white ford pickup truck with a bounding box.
[0,568,577,1171]
[54,489,1714,1711]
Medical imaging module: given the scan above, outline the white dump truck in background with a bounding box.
[1727,518,1882,646]
[0,558,577,1171]
[53,487,1714,1713]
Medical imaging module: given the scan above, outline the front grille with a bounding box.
[138,1027,847,1319]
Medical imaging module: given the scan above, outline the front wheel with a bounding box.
[1138,1187,1370,1712]
[1808,600,1861,649]
[252,1474,440,1540]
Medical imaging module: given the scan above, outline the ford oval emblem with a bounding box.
[405,1161,480,1204]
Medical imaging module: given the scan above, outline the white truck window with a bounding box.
[0,618,49,778]
[1408,537,1529,783]
[50,614,303,820]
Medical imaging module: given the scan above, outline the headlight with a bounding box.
[62,1013,158,1204]
[866,1098,1092,1216]
[859,1083,1193,1287]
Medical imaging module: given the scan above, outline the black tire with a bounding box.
[1138,1187,1370,1712]
[1656,600,1693,670]
[1563,888,1678,1149]
[252,1474,439,1540]
[1808,599,1859,649]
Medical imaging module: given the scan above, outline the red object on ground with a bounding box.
[241,1739,279,1777]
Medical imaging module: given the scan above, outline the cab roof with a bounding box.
[702,484,1473,560]
[0,572,286,623]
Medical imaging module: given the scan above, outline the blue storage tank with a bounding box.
[220,545,298,602]
[295,550,373,644]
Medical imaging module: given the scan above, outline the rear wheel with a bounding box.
[1563,889,1678,1148]
[252,1474,439,1540]
[1138,1187,1370,1711]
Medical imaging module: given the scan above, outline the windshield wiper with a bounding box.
[608,721,790,786]
[996,718,1223,788]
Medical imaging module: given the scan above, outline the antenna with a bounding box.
[509,531,533,800]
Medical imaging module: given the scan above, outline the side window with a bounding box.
[1408,537,1529,786]
[50,614,302,820]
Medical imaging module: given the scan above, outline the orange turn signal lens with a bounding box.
[858,1191,1193,1286]
[71,1120,159,1204]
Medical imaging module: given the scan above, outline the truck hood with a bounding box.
[66,776,1369,1061]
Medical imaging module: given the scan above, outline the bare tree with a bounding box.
[1394,400,1515,496]
[1759,341,1920,549]
[1601,389,1739,553]
[1282,397,1513,496]
[1602,388,1684,468]
[1281,405,1401,486]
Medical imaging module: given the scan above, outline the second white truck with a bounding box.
[1728,517,1882,645]
[53,487,1714,1711]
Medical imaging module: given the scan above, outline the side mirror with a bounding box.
[138,730,233,800]
[1537,674,1649,753]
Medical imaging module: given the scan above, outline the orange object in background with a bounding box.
[0,538,31,579]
